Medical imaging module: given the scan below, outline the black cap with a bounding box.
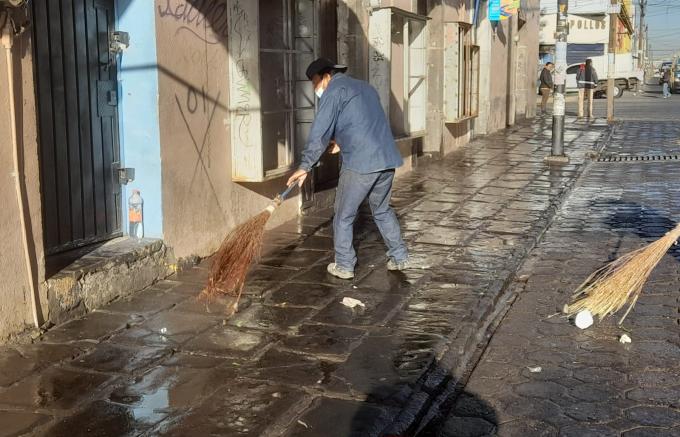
[305,57,347,80]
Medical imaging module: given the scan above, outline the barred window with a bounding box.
[444,22,480,122]
[368,8,429,138]
[228,0,317,182]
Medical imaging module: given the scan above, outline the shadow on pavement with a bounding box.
[305,361,500,437]
[601,200,680,261]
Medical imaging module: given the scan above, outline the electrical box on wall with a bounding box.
[110,31,130,54]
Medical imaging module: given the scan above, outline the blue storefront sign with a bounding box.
[489,0,501,21]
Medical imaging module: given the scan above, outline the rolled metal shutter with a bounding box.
[566,43,605,65]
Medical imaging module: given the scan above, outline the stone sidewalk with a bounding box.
[0,116,609,437]
[429,121,680,436]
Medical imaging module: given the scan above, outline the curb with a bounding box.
[382,122,617,436]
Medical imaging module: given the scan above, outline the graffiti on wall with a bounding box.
[157,0,228,44]
[175,85,224,210]
[368,9,390,116]
[225,0,268,181]
[229,0,253,149]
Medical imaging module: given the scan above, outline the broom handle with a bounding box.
[279,183,296,201]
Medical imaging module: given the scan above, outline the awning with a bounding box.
[518,0,528,28]
[618,1,635,35]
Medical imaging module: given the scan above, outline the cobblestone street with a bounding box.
[0,113,610,436]
[428,86,680,436]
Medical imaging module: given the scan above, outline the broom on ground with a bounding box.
[200,183,297,314]
[565,223,680,325]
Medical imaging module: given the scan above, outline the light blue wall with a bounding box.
[116,0,163,238]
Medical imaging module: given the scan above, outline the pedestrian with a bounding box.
[539,62,554,115]
[287,58,410,279]
[662,68,671,98]
[576,59,598,118]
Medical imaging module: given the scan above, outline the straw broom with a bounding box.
[200,184,296,314]
[566,223,680,325]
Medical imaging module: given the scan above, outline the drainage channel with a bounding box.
[597,154,680,163]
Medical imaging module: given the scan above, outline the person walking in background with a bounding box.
[287,58,410,280]
[662,68,671,98]
[539,62,554,115]
[576,59,598,118]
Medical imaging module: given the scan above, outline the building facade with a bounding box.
[0,0,538,342]
[538,0,636,67]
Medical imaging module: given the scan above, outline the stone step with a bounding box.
[44,238,174,327]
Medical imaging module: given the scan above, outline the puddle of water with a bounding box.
[131,384,170,423]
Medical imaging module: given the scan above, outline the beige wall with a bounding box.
[487,20,512,133]
[0,15,47,342]
[154,1,298,260]
[476,6,540,135]
[519,0,540,119]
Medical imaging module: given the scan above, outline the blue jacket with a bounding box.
[299,74,403,174]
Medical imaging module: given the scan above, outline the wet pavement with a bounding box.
[0,116,611,437]
[428,91,680,436]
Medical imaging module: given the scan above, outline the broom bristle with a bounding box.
[567,223,680,323]
[200,208,274,310]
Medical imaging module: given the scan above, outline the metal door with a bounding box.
[32,0,121,255]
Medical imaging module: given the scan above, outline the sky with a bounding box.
[642,0,680,61]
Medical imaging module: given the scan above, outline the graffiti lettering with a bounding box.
[186,85,208,114]
[175,88,222,208]
[229,0,253,149]
[157,0,229,44]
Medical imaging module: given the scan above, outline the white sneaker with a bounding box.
[387,258,413,271]
[327,263,354,279]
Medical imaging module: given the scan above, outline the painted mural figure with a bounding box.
[287,58,411,280]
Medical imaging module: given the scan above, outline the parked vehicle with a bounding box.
[565,54,643,98]
[670,58,680,93]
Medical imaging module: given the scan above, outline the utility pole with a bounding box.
[637,0,646,69]
[548,0,569,163]
[607,0,618,123]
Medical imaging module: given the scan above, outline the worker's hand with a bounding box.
[329,140,340,154]
[287,169,308,188]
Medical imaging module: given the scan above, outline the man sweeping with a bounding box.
[287,58,410,279]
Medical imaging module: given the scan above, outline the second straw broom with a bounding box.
[566,222,680,325]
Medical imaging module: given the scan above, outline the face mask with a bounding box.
[315,86,324,99]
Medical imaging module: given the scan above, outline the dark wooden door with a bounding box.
[33,0,121,255]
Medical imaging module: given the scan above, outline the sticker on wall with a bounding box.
[500,0,520,20]
[553,93,566,116]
